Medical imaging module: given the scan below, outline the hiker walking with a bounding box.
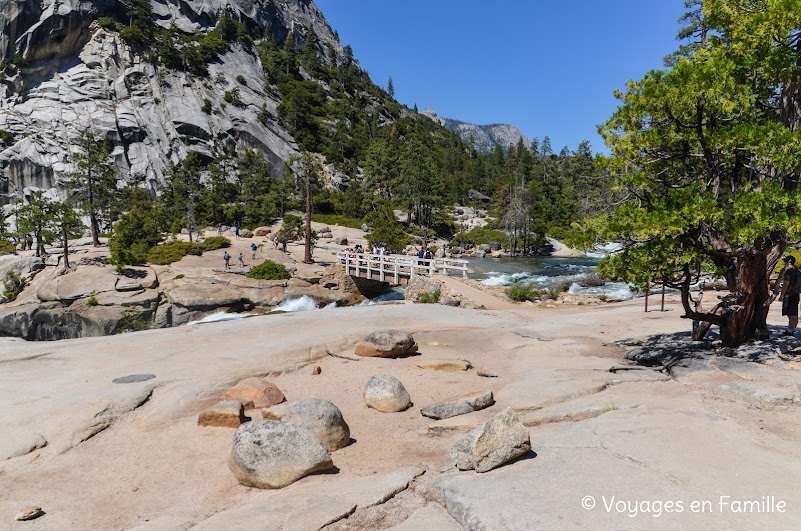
[238,252,245,269]
[251,242,257,260]
[223,251,231,270]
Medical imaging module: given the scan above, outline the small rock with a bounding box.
[451,407,531,473]
[224,377,286,410]
[112,374,156,384]
[361,223,369,232]
[421,390,494,420]
[280,399,350,452]
[364,374,412,413]
[311,366,322,375]
[412,359,470,371]
[228,421,333,489]
[261,402,291,420]
[15,506,44,521]
[355,329,419,358]
[198,401,248,428]
[477,367,498,378]
[335,236,348,245]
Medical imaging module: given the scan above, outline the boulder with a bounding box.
[451,407,531,473]
[15,506,44,521]
[420,390,494,420]
[228,421,333,489]
[363,374,412,413]
[253,226,271,236]
[280,399,350,452]
[488,242,502,251]
[319,226,332,234]
[361,224,369,232]
[412,359,470,371]
[335,236,348,245]
[198,401,248,428]
[240,229,253,238]
[355,329,418,358]
[224,377,286,410]
[37,266,120,302]
[479,244,492,253]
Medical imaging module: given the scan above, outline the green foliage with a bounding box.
[418,289,441,304]
[87,296,98,307]
[277,214,304,241]
[246,259,292,280]
[236,74,247,85]
[110,203,164,266]
[223,88,242,106]
[505,283,542,302]
[450,227,508,248]
[174,274,185,280]
[365,203,409,252]
[311,213,364,229]
[0,129,14,143]
[201,236,231,250]
[146,241,203,265]
[201,98,212,114]
[2,270,25,302]
[97,17,118,30]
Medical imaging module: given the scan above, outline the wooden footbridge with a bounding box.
[336,252,469,286]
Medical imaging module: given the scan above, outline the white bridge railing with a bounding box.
[336,252,468,284]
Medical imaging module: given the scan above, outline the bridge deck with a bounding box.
[336,252,468,286]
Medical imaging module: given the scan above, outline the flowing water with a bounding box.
[467,256,635,300]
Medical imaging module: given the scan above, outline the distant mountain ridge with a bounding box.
[422,108,531,153]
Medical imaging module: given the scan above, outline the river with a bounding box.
[466,255,635,300]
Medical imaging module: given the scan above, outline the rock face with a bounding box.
[224,377,285,410]
[420,390,494,420]
[280,398,350,452]
[355,329,418,358]
[422,109,531,154]
[198,401,248,428]
[451,407,531,473]
[228,421,333,489]
[0,0,344,205]
[363,374,412,413]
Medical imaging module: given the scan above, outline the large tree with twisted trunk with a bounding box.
[573,0,801,347]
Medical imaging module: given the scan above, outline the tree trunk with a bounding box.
[304,172,313,264]
[719,253,772,347]
[62,227,70,270]
[90,211,100,247]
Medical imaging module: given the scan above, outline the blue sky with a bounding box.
[315,0,688,154]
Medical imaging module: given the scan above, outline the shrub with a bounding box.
[146,241,203,265]
[246,260,291,280]
[236,74,247,85]
[2,270,25,301]
[201,236,231,250]
[418,289,441,304]
[87,296,99,307]
[97,17,118,30]
[201,98,212,114]
[174,274,185,280]
[450,226,509,248]
[223,88,241,106]
[506,283,542,302]
[310,213,364,230]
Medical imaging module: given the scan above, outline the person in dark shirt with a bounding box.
[777,255,801,336]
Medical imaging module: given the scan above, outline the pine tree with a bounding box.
[387,75,395,98]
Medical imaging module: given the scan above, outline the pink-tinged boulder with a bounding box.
[224,377,286,410]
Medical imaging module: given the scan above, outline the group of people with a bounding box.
[222,250,246,270]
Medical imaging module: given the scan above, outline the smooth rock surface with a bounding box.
[355,329,418,358]
[363,374,412,413]
[228,421,333,489]
[280,398,350,452]
[451,407,531,472]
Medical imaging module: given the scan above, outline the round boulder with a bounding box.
[280,399,350,452]
[335,236,348,245]
[229,421,333,489]
[364,374,412,413]
[355,329,419,358]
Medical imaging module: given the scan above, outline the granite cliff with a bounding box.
[0,0,341,205]
[422,108,532,154]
